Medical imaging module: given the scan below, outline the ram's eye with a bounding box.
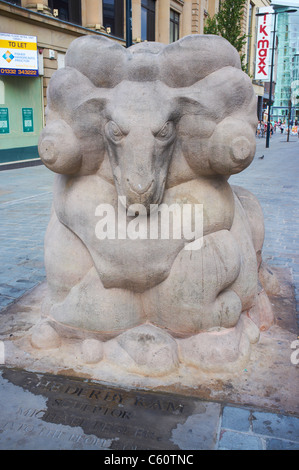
[106,121,124,142]
[156,121,174,140]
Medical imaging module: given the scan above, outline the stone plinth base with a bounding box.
[0,266,298,416]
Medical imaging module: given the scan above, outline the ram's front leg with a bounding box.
[31,209,94,348]
[143,229,242,336]
[33,210,144,348]
[43,210,93,308]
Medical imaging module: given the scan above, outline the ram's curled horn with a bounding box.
[39,34,257,179]
[64,34,242,87]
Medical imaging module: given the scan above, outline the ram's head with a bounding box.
[39,35,257,210]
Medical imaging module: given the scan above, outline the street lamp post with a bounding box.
[256,8,297,148]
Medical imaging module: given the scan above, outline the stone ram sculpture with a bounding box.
[34,34,272,376]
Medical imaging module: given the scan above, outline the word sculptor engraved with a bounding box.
[36,34,271,375]
[95,197,203,251]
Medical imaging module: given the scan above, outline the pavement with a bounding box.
[230,132,299,331]
[0,131,298,451]
[0,165,53,310]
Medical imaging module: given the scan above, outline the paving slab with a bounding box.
[265,438,299,450]
[218,405,299,451]
[218,430,264,451]
[221,406,251,432]
[251,411,299,441]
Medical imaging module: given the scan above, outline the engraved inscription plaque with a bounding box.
[1,368,221,450]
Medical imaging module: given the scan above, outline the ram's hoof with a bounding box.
[81,338,104,364]
[31,321,61,350]
[105,324,179,376]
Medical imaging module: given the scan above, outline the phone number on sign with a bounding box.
[0,68,38,76]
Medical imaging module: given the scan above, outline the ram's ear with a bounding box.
[71,93,110,139]
[69,92,112,175]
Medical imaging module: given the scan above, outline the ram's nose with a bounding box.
[127,179,154,196]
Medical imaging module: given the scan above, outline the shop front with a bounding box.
[0,32,43,166]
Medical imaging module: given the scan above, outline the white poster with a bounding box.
[0,33,38,77]
[255,7,274,81]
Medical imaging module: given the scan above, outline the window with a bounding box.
[48,0,81,25]
[170,9,180,43]
[141,0,156,41]
[4,0,21,5]
[103,0,124,38]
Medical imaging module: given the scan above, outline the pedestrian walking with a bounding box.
[262,121,267,137]
[257,121,261,138]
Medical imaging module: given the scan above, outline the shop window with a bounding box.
[169,9,180,43]
[103,0,124,38]
[141,0,156,41]
[48,0,81,25]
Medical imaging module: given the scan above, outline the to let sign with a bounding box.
[0,33,38,77]
[255,7,274,82]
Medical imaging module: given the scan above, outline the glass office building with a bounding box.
[272,7,299,122]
